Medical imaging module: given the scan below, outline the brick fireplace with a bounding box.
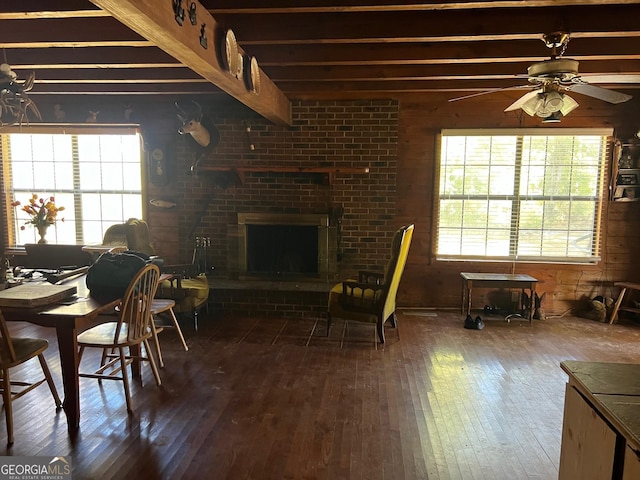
[162,99,399,317]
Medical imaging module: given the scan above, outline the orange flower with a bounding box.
[12,193,65,229]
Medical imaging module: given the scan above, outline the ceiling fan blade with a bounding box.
[579,74,640,84]
[448,85,530,103]
[504,89,542,112]
[565,82,632,104]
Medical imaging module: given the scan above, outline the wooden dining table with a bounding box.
[1,273,120,432]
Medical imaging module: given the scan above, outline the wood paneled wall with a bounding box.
[396,91,640,315]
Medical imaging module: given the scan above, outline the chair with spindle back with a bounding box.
[0,310,62,444]
[77,263,162,412]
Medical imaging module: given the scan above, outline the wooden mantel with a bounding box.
[89,0,291,126]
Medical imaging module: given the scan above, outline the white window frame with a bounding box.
[1,125,145,246]
[436,128,612,265]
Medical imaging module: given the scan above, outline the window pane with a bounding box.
[123,163,142,190]
[462,200,488,228]
[11,162,35,190]
[489,165,515,196]
[440,166,465,196]
[102,164,124,190]
[32,161,56,190]
[438,228,463,255]
[79,162,103,189]
[487,228,511,256]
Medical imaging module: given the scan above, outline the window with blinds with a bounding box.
[436,129,611,264]
[2,129,143,246]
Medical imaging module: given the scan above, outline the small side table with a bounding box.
[460,272,538,323]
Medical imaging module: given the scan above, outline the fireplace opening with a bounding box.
[246,224,318,275]
[234,212,337,281]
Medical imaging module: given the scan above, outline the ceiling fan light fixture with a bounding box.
[525,91,577,118]
[545,91,564,112]
[535,90,564,117]
[541,112,563,123]
[559,94,579,116]
[540,94,578,123]
[521,94,544,116]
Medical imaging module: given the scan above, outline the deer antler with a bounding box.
[191,100,203,120]
[175,101,187,122]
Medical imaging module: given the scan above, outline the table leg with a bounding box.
[55,325,81,431]
[466,281,472,317]
[130,344,142,378]
[529,282,535,324]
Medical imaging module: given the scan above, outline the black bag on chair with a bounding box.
[86,250,149,302]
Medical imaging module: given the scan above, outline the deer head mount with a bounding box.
[176,100,221,174]
[175,100,220,150]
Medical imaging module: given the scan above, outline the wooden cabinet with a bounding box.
[612,141,640,201]
[559,361,640,480]
[558,384,617,479]
[623,445,640,480]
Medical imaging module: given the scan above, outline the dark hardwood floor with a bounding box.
[2,308,640,479]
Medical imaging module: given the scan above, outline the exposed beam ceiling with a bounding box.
[1,1,639,119]
[87,0,291,125]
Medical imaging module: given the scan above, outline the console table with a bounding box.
[460,272,538,323]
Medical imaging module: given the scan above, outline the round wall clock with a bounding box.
[149,146,169,186]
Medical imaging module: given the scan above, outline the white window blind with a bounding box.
[436,128,611,264]
[2,128,143,246]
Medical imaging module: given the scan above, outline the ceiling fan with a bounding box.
[451,32,635,122]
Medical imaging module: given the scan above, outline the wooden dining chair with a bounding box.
[0,310,62,445]
[77,263,161,413]
[149,299,188,368]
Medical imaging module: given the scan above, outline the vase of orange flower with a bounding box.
[11,194,65,244]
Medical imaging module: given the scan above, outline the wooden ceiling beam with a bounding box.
[0,17,144,44]
[6,40,639,71]
[206,0,640,14]
[215,5,640,43]
[7,38,639,68]
[247,40,640,65]
[17,61,640,89]
[88,0,291,125]
[0,1,104,17]
[264,62,640,82]
[29,83,224,95]
[28,68,204,81]
[276,78,640,93]
[3,47,180,67]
